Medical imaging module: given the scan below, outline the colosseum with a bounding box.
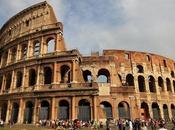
[0,1,175,124]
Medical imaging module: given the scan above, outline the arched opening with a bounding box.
[11,47,17,63]
[21,44,27,59]
[78,99,91,121]
[39,100,50,120]
[47,38,55,53]
[83,70,92,82]
[166,78,172,92]
[137,65,144,73]
[33,41,40,56]
[0,74,3,90]
[100,101,113,119]
[11,102,19,123]
[44,67,52,84]
[97,69,110,83]
[140,102,150,120]
[158,77,164,92]
[171,104,175,118]
[24,101,34,124]
[171,71,175,78]
[138,76,146,92]
[60,65,71,83]
[16,71,23,88]
[1,103,7,121]
[148,76,156,93]
[152,103,160,119]
[163,104,169,121]
[5,72,12,91]
[28,69,36,86]
[126,74,134,86]
[58,100,69,120]
[2,51,8,66]
[173,81,175,92]
[118,101,130,119]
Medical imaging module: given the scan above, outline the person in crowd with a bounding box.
[128,119,133,130]
[118,118,123,130]
[158,121,167,130]
[140,122,147,130]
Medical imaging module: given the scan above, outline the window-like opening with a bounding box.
[0,54,2,66]
[28,69,36,86]
[163,104,169,121]
[166,78,172,92]
[124,53,129,59]
[146,55,151,61]
[61,65,71,83]
[26,20,29,27]
[97,69,110,83]
[152,103,160,120]
[118,101,130,119]
[148,76,156,93]
[126,74,134,86]
[137,65,144,73]
[58,100,69,120]
[158,77,164,92]
[9,30,11,36]
[47,38,55,53]
[173,80,175,92]
[163,60,167,67]
[21,44,27,59]
[0,74,3,90]
[16,71,23,88]
[5,72,12,91]
[171,71,175,78]
[33,41,40,56]
[2,51,8,66]
[39,100,50,120]
[171,104,175,118]
[11,47,17,63]
[138,76,146,92]
[24,101,33,124]
[141,102,150,120]
[1,103,7,121]
[12,102,19,123]
[83,70,92,82]
[100,101,113,119]
[78,99,91,121]
[44,67,52,84]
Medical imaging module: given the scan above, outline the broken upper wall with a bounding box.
[0,1,61,48]
[103,50,175,74]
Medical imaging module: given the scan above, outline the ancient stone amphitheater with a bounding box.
[0,1,175,124]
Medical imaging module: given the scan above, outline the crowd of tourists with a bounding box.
[35,118,175,130]
[36,119,103,130]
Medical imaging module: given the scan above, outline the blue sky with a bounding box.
[0,0,175,59]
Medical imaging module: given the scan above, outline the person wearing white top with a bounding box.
[158,123,167,130]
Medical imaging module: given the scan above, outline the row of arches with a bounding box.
[83,69,134,85]
[141,102,175,121]
[2,65,71,91]
[1,100,175,123]
[138,75,175,93]
[0,100,129,123]
[0,37,56,67]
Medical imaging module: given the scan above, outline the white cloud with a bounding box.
[0,0,175,59]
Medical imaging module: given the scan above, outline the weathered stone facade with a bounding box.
[0,1,175,124]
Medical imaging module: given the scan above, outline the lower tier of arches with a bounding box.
[0,96,175,124]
